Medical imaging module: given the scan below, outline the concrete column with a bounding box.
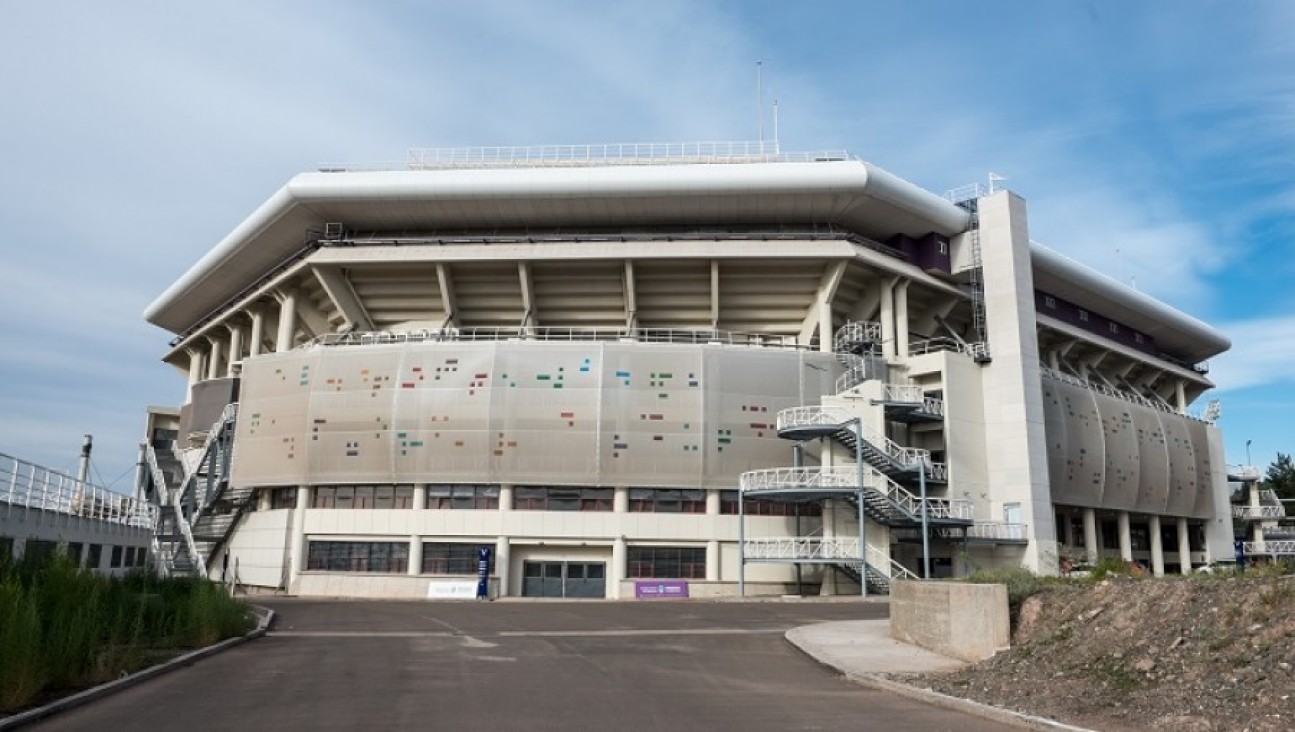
[226,325,244,377]
[186,348,203,401]
[499,484,513,511]
[411,483,427,511]
[706,540,720,581]
[1047,350,1061,371]
[248,309,265,357]
[611,537,626,599]
[1083,508,1099,564]
[894,279,910,358]
[1062,510,1076,547]
[1117,511,1132,562]
[613,486,629,513]
[287,485,310,591]
[1175,380,1188,414]
[275,291,298,352]
[706,489,720,516]
[407,535,422,576]
[495,536,511,598]
[1177,517,1192,574]
[1149,514,1165,577]
[206,338,223,381]
[879,279,896,358]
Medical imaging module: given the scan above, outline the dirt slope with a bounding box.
[906,574,1295,731]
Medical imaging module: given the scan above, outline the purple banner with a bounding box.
[635,580,689,599]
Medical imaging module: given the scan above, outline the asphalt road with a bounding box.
[28,599,1013,731]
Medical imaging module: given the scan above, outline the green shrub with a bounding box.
[960,567,1056,631]
[0,553,252,713]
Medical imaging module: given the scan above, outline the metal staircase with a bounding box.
[777,406,947,485]
[739,465,971,527]
[144,404,248,576]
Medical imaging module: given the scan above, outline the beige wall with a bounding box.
[232,341,836,489]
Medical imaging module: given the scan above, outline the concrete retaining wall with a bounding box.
[889,580,1009,662]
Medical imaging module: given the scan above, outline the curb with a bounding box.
[0,604,275,730]
[784,629,1094,732]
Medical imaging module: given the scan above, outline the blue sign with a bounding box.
[476,547,492,599]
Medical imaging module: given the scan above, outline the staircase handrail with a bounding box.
[181,404,240,526]
[1244,539,1295,556]
[776,406,932,470]
[146,444,201,570]
[833,321,882,352]
[1259,490,1285,509]
[739,465,972,521]
[1232,502,1284,518]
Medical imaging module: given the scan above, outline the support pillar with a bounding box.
[412,483,427,511]
[1062,510,1077,547]
[1175,380,1188,414]
[611,537,626,599]
[499,484,513,511]
[408,535,422,576]
[495,536,511,598]
[613,486,629,513]
[706,540,719,581]
[248,309,265,357]
[1177,517,1192,574]
[1117,511,1132,562]
[879,279,896,359]
[894,279,910,358]
[275,291,298,352]
[206,338,223,381]
[186,348,203,401]
[226,325,244,377]
[706,489,720,516]
[287,485,310,591]
[1083,508,1099,564]
[1149,514,1164,577]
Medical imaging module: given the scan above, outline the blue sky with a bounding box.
[1,1,1291,488]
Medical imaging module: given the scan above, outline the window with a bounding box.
[306,541,409,573]
[627,546,706,579]
[427,484,500,510]
[1044,296,1057,309]
[67,542,84,566]
[513,486,612,511]
[1078,309,1089,322]
[1134,332,1144,344]
[86,544,102,570]
[1108,322,1120,334]
[421,543,494,575]
[938,240,948,255]
[719,490,821,517]
[270,487,298,509]
[110,545,123,568]
[0,537,11,562]
[629,488,706,513]
[313,485,413,509]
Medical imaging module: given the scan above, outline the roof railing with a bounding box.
[1,453,156,530]
[304,326,808,351]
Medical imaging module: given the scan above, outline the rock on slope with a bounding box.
[908,574,1295,732]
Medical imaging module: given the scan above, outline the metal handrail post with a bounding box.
[920,462,930,579]
[854,418,867,598]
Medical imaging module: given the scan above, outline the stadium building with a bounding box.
[138,143,1236,599]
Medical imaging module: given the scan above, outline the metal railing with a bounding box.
[909,337,989,361]
[1039,367,1213,424]
[305,326,806,351]
[1260,489,1285,506]
[738,465,973,521]
[1244,540,1295,556]
[401,142,848,170]
[1227,465,1261,481]
[879,383,945,417]
[1233,505,1286,520]
[1,453,156,529]
[775,406,932,468]
[833,321,883,352]
[965,522,1030,541]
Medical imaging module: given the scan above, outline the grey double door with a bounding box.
[522,561,606,598]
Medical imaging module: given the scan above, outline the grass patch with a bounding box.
[0,553,251,713]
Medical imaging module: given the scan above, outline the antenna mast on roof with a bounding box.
[756,61,765,147]
[772,97,780,153]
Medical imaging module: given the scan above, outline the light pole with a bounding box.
[1246,439,1253,467]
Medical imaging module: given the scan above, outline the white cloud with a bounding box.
[1206,316,1295,393]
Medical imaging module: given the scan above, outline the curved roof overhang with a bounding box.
[144,160,971,333]
[1030,243,1230,363]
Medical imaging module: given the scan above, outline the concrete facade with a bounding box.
[889,580,1010,661]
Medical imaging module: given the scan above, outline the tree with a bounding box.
[1262,453,1295,500]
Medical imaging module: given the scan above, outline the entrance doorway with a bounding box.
[522,561,606,598]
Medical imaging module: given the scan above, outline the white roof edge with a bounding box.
[1030,242,1230,358]
[144,184,298,323]
[144,160,970,330]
